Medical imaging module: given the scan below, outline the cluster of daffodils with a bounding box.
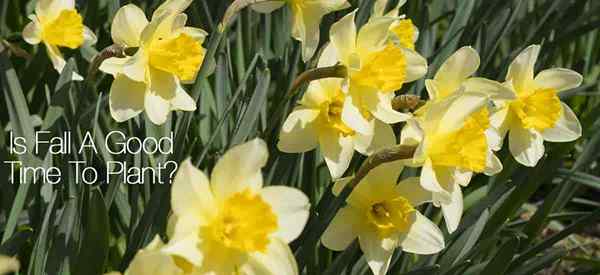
[111,139,310,275]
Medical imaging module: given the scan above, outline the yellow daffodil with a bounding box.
[491,45,583,167]
[319,11,427,127]
[400,47,514,232]
[322,160,444,275]
[372,0,418,50]
[22,0,97,80]
[0,255,19,275]
[164,139,310,275]
[112,235,198,275]
[278,78,396,179]
[99,0,206,125]
[251,0,350,62]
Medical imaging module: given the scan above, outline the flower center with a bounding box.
[427,108,489,172]
[208,189,278,253]
[351,43,407,92]
[391,19,416,50]
[41,9,84,49]
[366,196,415,238]
[148,33,204,82]
[324,95,356,136]
[510,88,561,131]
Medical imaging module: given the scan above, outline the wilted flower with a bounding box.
[278,78,395,179]
[99,0,206,125]
[164,139,310,275]
[491,45,583,167]
[322,160,444,275]
[22,0,97,80]
[251,0,350,62]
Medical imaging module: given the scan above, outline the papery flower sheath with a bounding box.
[491,45,583,167]
[99,0,207,125]
[322,160,444,275]
[251,0,350,62]
[278,78,396,179]
[22,0,97,80]
[164,139,310,275]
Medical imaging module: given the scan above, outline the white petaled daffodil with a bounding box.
[99,0,207,125]
[319,11,427,131]
[251,0,350,62]
[0,255,19,275]
[491,45,583,167]
[278,78,396,179]
[163,139,310,275]
[322,160,444,275]
[372,0,419,51]
[22,0,97,81]
[400,47,514,232]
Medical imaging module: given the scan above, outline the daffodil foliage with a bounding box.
[2,0,600,275]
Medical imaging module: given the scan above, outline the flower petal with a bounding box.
[403,48,428,83]
[330,11,357,65]
[109,75,146,122]
[250,1,286,13]
[211,138,268,200]
[400,118,424,146]
[506,44,540,94]
[534,68,583,92]
[111,4,148,47]
[342,96,373,135]
[145,68,177,125]
[484,151,503,176]
[171,159,215,219]
[170,84,196,111]
[395,177,433,206]
[83,26,97,46]
[243,238,298,275]
[278,108,320,153]
[400,212,445,253]
[440,184,462,233]
[542,103,582,142]
[0,255,19,274]
[434,46,480,97]
[321,206,363,251]
[354,119,396,156]
[35,0,75,21]
[260,186,310,243]
[162,230,204,266]
[99,57,128,76]
[357,16,396,54]
[358,231,394,275]
[420,160,445,194]
[320,129,355,179]
[363,91,412,124]
[122,51,147,82]
[23,16,42,45]
[463,77,516,100]
[509,126,545,167]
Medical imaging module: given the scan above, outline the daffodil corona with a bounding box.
[322,161,444,275]
[22,0,97,80]
[164,139,310,275]
[99,0,207,125]
[491,45,583,167]
[278,78,396,179]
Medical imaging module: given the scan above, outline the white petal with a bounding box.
[486,127,503,151]
[440,184,463,233]
[364,91,412,124]
[358,232,394,275]
[109,75,146,122]
[489,106,511,141]
[363,159,404,187]
[45,43,65,74]
[400,118,424,146]
[250,1,286,13]
[22,17,41,45]
[260,186,310,243]
[434,46,480,96]
[291,3,327,62]
[330,11,357,65]
[321,206,363,251]
[36,0,74,22]
[111,4,148,47]
[357,16,396,54]
[535,68,583,92]
[403,48,428,83]
[153,0,192,19]
[244,238,298,275]
[342,96,372,135]
[162,232,203,266]
[435,92,488,134]
[395,177,433,206]
[484,151,503,176]
[542,103,582,142]
[278,108,320,153]
[401,212,445,253]
[83,26,97,46]
[317,43,340,68]
[354,119,395,156]
[320,130,355,179]
[122,51,147,82]
[99,57,128,77]
[420,160,445,193]
[171,159,215,219]
[506,45,540,94]
[425,79,440,100]
[509,126,545,167]
[145,68,176,125]
[463,77,516,100]
[211,139,268,200]
[170,84,196,111]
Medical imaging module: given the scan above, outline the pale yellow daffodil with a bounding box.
[319,11,427,129]
[372,0,418,50]
[0,255,19,275]
[22,0,97,81]
[251,0,350,62]
[491,45,583,167]
[322,160,444,275]
[164,139,310,275]
[99,0,207,125]
[400,47,514,232]
[278,78,396,179]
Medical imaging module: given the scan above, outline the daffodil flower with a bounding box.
[0,255,19,275]
[319,11,427,128]
[164,139,310,275]
[99,0,207,125]
[372,0,418,50]
[22,0,97,81]
[322,160,444,275]
[278,78,396,179]
[491,45,583,167]
[251,0,350,62]
[400,47,514,232]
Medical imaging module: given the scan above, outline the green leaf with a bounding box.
[73,188,110,275]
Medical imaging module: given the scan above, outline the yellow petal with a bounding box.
[394,177,433,206]
[41,9,84,49]
[506,44,540,95]
[278,108,320,153]
[109,75,146,122]
[171,159,215,219]
[534,68,583,92]
[111,4,148,47]
[354,119,395,156]
[434,46,480,99]
[330,11,357,65]
[321,206,364,251]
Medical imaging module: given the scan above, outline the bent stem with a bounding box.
[220,0,271,31]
